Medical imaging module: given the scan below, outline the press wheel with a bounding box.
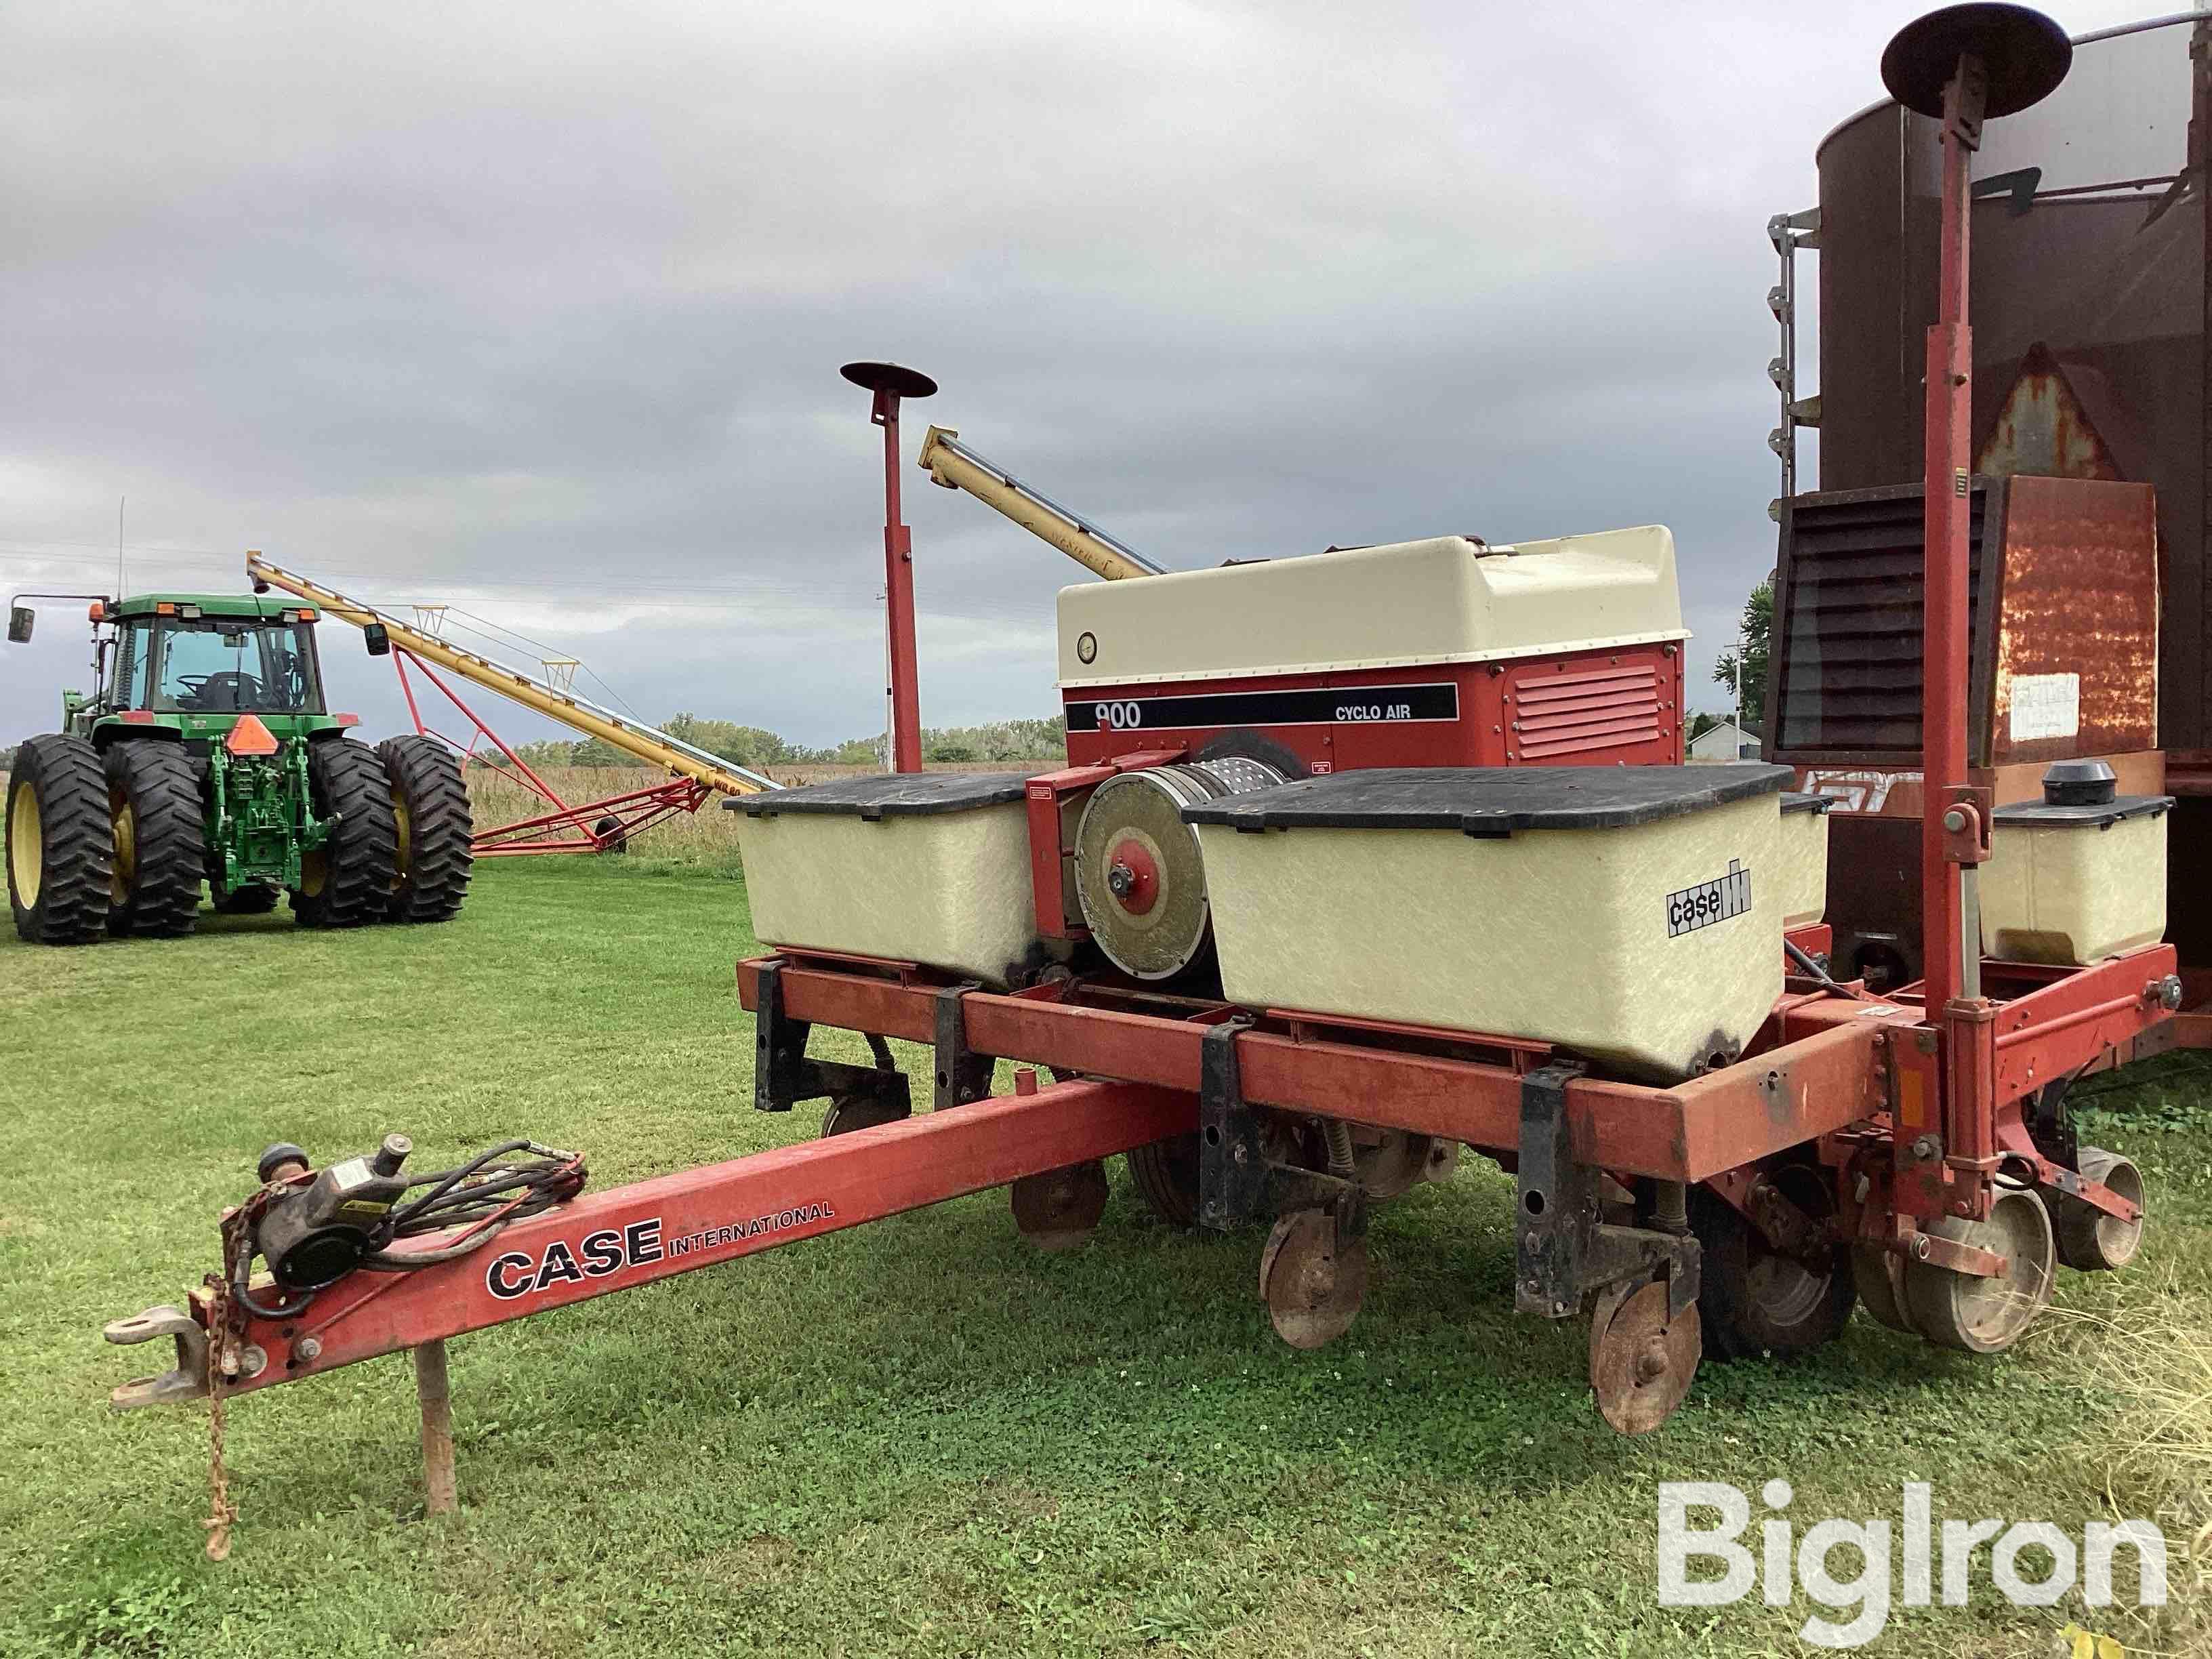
[1902,1187,2055,1354]
[1258,1208,1368,1350]
[1589,1279,1701,1435]
[1851,1243,1917,1334]
[2048,1147,2144,1273]
[1010,1160,1109,1251]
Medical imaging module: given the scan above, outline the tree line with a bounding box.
[487,713,1069,771]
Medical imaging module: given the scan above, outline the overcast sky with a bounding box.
[0,0,2158,751]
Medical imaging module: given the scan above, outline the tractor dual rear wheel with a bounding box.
[378,736,472,923]
[5,734,112,944]
[104,740,205,938]
[291,739,399,928]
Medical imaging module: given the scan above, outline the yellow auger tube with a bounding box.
[916,427,1164,583]
[243,555,775,796]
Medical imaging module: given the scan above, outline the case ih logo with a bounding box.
[484,1204,841,1300]
[487,1218,663,1300]
[1666,861,1751,938]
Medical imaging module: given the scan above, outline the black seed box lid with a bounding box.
[1181,764,1796,838]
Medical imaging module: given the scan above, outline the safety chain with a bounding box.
[202,1276,234,1561]
[201,1196,266,1561]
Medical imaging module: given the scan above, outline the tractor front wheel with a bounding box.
[5,734,113,944]
[291,739,398,928]
[377,735,472,923]
[104,740,205,937]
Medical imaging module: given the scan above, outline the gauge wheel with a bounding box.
[1690,1165,1856,1361]
[1126,1132,1202,1227]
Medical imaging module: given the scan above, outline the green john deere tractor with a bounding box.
[5,591,472,945]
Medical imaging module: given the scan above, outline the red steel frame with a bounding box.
[390,649,711,856]
[133,939,2182,1418]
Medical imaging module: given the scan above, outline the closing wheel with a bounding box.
[820,1092,909,1137]
[1126,1132,1201,1227]
[1010,1160,1110,1251]
[1589,1278,1701,1435]
[2047,1147,2144,1273]
[1258,1208,1368,1349]
[1690,1168,1855,1360]
[1902,1187,2055,1355]
[1851,1244,1917,1334]
[5,733,113,944]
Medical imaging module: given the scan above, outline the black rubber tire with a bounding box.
[291,738,398,928]
[103,740,205,938]
[1690,1165,1856,1361]
[376,735,472,922]
[213,883,281,915]
[5,734,113,944]
[1126,1132,1203,1228]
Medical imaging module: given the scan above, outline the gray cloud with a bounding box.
[1,0,2152,750]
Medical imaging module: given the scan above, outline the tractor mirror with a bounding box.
[6,606,32,644]
[363,622,391,657]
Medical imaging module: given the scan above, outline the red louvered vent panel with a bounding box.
[1507,662,1664,760]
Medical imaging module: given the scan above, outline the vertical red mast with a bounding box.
[1879,7,2071,1206]
[1877,6,2070,1024]
[842,361,939,774]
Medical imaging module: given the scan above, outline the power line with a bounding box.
[0,544,1057,623]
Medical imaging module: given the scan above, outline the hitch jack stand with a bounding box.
[415,1341,457,1517]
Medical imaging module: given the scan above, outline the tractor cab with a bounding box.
[7,591,338,747]
[88,595,333,745]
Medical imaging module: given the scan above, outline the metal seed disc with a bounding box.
[1010,1160,1109,1251]
[1589,1279,1702,1435]
[1259,1209,1368,1350]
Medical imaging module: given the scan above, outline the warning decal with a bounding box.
[2008,672,2081,743]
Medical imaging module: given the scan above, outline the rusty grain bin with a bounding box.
[1787,13,2205,977]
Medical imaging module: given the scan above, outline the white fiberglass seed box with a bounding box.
[1183,765,1795,1082]
[1982,789,2172,966]
[735,773,1046,986]
[1778,791,1835,930]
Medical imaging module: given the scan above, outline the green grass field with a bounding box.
[2,859,2206,1657]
